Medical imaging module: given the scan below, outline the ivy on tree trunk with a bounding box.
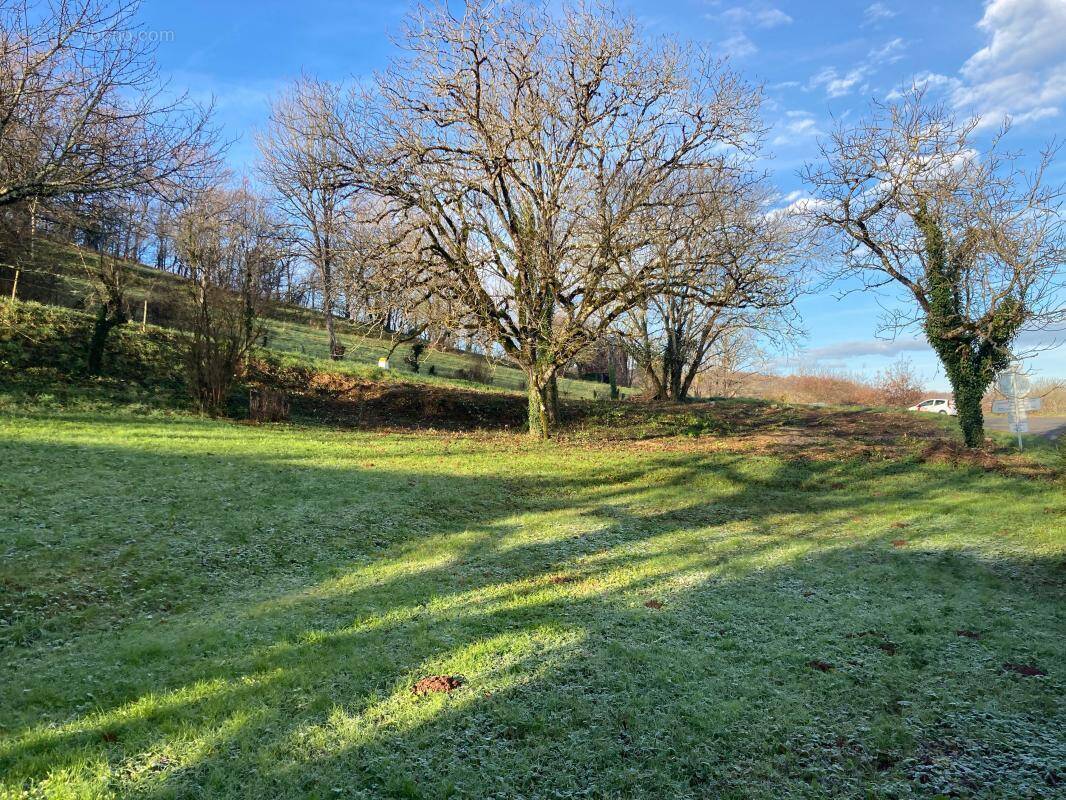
[86,264,127,375]
[917,207,1023,448]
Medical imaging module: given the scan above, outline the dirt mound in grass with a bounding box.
[569,401,1060,478]
[920,439,1057,478]
[412,675,464,694]
[568,401,942,460]
[1002,663,1047,677]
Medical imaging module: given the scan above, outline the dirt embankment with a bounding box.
[256,361,530,431]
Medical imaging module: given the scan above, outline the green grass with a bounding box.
[0,298,628,425]
[4,243,630,401]
[1,408,1063,798]
[262,318,630,401]
[985,429,1066,470]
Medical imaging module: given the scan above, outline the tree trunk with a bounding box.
[546,374,560,425]
[87,303,126,374]
[953,376,986,448]
[321,257,340,359]
[527,370,551,439]
[668,357,683,402]
[658,329,686,402]
[678,361,699,402]
[931,336,1000,448]
[917,205,1018,449]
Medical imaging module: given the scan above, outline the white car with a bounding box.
[908,398,957,415]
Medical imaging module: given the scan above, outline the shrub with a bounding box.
[403,341,426,372]
[875,358,924,408]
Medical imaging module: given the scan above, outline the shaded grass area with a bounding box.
[1,411,1063,799]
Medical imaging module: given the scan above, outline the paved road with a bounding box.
[985,415,1066,439]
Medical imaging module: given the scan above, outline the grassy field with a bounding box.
[1,405,1063,798]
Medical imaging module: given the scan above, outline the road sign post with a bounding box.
[992,398,1041,414]
[996,364,1032,450]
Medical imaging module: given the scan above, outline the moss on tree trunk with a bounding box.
[527,373,551,439]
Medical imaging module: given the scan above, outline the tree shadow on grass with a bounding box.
[1,419,1063,798]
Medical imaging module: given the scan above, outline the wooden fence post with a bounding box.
[142,299,148,331]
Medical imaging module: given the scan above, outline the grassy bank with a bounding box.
[1,243,629,401]
[0,299,621,423]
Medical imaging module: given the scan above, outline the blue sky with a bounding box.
[138,0,1066,387]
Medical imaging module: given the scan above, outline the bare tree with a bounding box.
[874,357,924,408]
[337,1,764,436]
[803,88,1065,446]
[693,327,767,398]
[0,0,218,208]
[174,184,284,412]
[617,176,802,401]
[258,76,351,360]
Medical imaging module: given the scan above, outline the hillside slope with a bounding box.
[0,240,627,401]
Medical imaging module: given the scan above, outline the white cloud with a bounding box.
[720,32,758,58]
[886,71,962,100]
[868,37,906,66]
[952,0,1066,127]
[808,38,908,98]
[771,110,821,144]
[789,118,818,135]
[863,3,897,25]
[810,66,868,98]
[721,7,794,28]
[756,7,793,26]
[709,4,793,58]
[965,0,1064,77]
[806,338,930,360]
[768,194,828,218]
[1013,325,1066,348]
[797,330,1066,371]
